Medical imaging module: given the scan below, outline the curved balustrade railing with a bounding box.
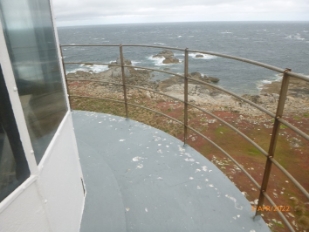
[61,44,309,232]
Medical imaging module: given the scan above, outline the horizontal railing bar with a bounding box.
[186,101,268,157]
[71,93,301,230]
[126,65,184,78]
[187,125,261,189]
[188,49,309,82]
[63,44,309,232]
[263,192,295,232]
[61,44,120,47]
[61,44,185,52]
[64,62,111,65]
[127,83,266,157]
[70,92,309,214]
[61,44,309,81]
[65,79,184,103]
[270,158,309,200]
[63,62,185,78]
[66,79,123,86]
[187,77,276,118]
[69,95,126,105]
[64,61,276,120]
[69,93,260,189]
[189,49,285,73]
[67,76,308,198]
[122,44,185,52]
[127,102,183,125]
[278,118,309,141]
[67,78,268,157]
[287,72,309,82]
[66,66,308,158]
[67,77,309,158]
[69,95,183,125]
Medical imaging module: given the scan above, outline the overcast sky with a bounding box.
[52,0,309,26]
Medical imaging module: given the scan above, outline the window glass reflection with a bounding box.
[0,0,67,162]
[0,66,30,202]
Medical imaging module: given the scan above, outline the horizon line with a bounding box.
[56,20,309,28]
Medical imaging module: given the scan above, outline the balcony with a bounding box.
[61,44,309,232]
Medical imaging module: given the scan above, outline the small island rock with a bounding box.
[153,50,180,64]
[163,56,179,64]
[190,72,202,78]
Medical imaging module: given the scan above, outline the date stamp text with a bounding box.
[252,205,290,212]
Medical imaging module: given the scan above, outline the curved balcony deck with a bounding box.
[72,110,269,232]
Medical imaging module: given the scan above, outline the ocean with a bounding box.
[57,21,309,95]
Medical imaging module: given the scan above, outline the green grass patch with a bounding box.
[247,146,261,157]
[280,124,287,129]
[215,125,229,137]
[303,112,309,118]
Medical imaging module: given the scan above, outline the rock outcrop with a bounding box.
[67,56,309,119]
[108,57,134,78]
[153,50,180,64]
[163,56,179,64]
[189,72,220,83]
[205,76,220,83]
[153,50,174,58]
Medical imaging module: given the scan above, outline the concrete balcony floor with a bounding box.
[72,110,270,232]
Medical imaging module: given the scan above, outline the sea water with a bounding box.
[57,21,309,95]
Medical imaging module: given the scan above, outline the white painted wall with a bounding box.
[38,113,85,232]
[0,113,85,232]
[0,181,51,232]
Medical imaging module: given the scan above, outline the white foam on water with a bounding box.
[189,53,217,60]
[66,67,88,74]
[285,33,305,41]
[261,80,272,84]
[148,55,166,66]
[89,65,109,73]
[153,42,165,45]
[67,64,109,74]
[256,73,283,90]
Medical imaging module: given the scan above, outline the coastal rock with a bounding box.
[108,62,117,68]
[153,50,174,58]
[109,58,132,68]
[111,67,131,78]
[153,49,179,64]
[207,76,220,83]
[163,56,179,64]
[242,94,262,104]
[190,72,202,78]
[116,57,132,66]
[196,54,203,58]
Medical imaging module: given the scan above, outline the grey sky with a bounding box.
[52,0,309,26]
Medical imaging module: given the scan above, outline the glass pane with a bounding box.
[0,66,30,202]
[0,0,67,163]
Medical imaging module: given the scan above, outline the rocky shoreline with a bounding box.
[67,50,309,121]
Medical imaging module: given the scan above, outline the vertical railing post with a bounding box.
[119,44,129,118]
[183,48,189,144]
[255,69,291,216]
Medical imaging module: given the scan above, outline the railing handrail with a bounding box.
[61,44,309,81]
[61,43,309,232]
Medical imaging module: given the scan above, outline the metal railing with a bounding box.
[61,44,309,232]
